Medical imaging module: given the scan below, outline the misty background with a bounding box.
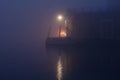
[0,0,107,46]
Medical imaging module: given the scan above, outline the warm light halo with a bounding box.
[57,15,63,21]
[60,31,67,37]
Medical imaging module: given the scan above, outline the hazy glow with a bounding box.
[58,15,63,21]
[57,57,63,80]
[60,31,67,37]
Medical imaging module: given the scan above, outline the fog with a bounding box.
[0,0,107,46]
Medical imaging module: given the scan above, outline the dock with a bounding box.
[46,37,78,46]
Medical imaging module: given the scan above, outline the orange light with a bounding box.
[60,31,67,37]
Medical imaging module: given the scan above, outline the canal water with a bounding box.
[0,43,120,80]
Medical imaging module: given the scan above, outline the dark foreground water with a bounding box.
[0,43,120,80]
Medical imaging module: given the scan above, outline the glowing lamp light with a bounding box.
[57,15,63,21]
[60,31,67,37]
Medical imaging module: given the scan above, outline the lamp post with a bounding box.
[57,15,63,38]
[57,15,67,38]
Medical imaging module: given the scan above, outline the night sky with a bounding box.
[0,0,107,46]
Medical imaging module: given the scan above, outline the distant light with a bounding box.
[60,31,67,37]
[58,15,63,21]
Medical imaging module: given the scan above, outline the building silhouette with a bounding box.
[65,8,120,41]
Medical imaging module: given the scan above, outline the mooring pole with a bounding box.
[59,25,61,38]
[47,26,51,38]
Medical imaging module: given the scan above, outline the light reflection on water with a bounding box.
[1,44,119,80]
[46,46,120,80]
[57,56,63,80]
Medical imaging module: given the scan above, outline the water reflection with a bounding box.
[57,56,63,80]
[46,46,120,80]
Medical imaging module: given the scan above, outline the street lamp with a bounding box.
[57,15,63,38]
[57,15,67,38]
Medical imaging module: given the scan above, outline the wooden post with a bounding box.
[47,26,51,38]
[59,25,61,38]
